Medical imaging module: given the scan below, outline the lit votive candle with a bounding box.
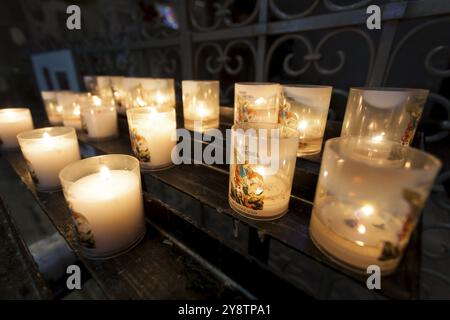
[81,95,118,140]
[182,80,220,132]
[127,107,176,171]
[58,91,82,130]
[59,155,146,259]
[41,91,63,125]
[0,108,34,150]
[17,127,80,191]
[341,88,429,145]
[309,137,441,274]
[228,123,299,220]
[280,85,332,156]
[234,83,280,124]
[140,78,176,109]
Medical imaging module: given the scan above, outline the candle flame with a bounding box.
[254,97,266,106]
[371,133,385,143]
[56,105,63,113]
[298,120,308,131]
[360,205,374,216]
[155,92,166,104]
[100,166,111,180]
[42,132,50,139]
[136,97,146,107]
[92,95,102,107]
[197,103,207,118]
[74,106,81,116]
[357,224,366,234]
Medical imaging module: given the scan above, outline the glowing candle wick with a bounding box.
[100,166,111,180]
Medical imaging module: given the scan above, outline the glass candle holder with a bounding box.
[234,83,280,124]
[41,91,63,125]
[81,95,118,141]
[0,108,34,150]
[17,127,80,191]
[140,78,176,109]
[182,80,220,132]
[309,137,441,274]
[280,85,332,156]
[127,107,176,171]
[228,123,299,220]
[341,88,429,145]
[58,91,82,130]
[59,154,146,259]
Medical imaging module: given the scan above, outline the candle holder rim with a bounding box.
[326,136,442,171]
[232,122,299,139]
[235,82,280,87]
[349,87,429,95]
[182,80,220,84]
[0,107,31,114]
[281,84,333,89]
[59,154,140,184]
[17,126,75,140]
[126,106,175,116]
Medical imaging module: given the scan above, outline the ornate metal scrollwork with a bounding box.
[425,46,450,78]
[322,0,373,12]
[189,0,259,31]
[264,28,375,82]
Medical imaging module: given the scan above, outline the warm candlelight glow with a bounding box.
[92,95,102,107]
[0,108,34,149]
[100,166,111,180]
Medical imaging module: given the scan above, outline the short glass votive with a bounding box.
[341,88,429,145]
[309,137,441,274]
[280,85,332,156]
[41,91,63,125]
[17,127,80,191]
[228,123,299,220]
[59,154,146,259]
[182,80,220,132]
[234,83,280,124]
[57,91,82,130]
[127,107,176,171]
[81,95,118,141]
[0,108,34,150]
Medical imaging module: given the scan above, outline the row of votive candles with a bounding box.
[0,82,438,275]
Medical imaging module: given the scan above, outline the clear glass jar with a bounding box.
[234,83,280,124]
[341,88,429,145]
[228,122,299,220]
[280,85,332,156]
[41,91,63,125]
[182,80,220,132]
[310,136,441,274]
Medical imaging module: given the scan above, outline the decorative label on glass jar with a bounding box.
[130,127,151,163]
[70,204,96,249]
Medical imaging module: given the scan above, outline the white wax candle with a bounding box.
[0,109,33,149]
[82,106,118,139]
[67,168,145,256]
[20,132,80,190]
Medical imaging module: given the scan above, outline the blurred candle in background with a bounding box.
[182,80,220,132]
[18,127,80,191]
[81,95,118,140]
[41,91,63,125]
[0,108,34,150]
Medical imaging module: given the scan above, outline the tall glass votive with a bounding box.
[341,88,429,145]
[234,83,280,124]
[280,85,332,156]
[140,78,176,109]
[81,95,118,141]
[0,108,34,150]
[59,154,146,259]
[182,80,220,132]
[57,91,82,130]
[228,123,299,220]
[41,91,63,125]
[309,137,441,274]
[17,127,80,191]
[127,107,176,171]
